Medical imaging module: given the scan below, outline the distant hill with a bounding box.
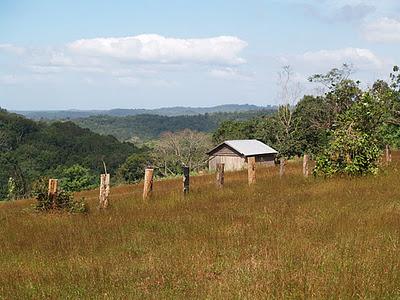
[15,104,274,120]
[73,109,275,142]
[0,109,140,200]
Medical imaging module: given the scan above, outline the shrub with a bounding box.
[59,164,97,192]
[314,129,381,177]
[116,153,149,183]
[6,177,16,201]
[31,177,88,213]
[314,91,386,177]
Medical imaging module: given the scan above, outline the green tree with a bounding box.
[314,91,387,176]
[253,116,278,146]
[116,153,151,183]
[292,95,331,156]
[212,120,256,144]
[59,164,96,192]
[388,66,400,126]
[309,64,362,125]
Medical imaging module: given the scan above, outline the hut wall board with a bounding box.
[209,156,246,171]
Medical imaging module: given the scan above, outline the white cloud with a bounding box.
[362,17,400,42]
[0,75,20,85]
[117,76,141,86]
[0,44,25,55]
[0,35,248,87]
[209,67,252,80]
[333,3,375,22]
[277,47,392,95]
[300,48,384,70]
[296,1,377,24]
[68,34,247,65]
[306,3,375,23]
[117,76,177,88]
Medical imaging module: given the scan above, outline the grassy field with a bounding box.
[1,155,400,299]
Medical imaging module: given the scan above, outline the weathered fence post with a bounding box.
[99,173,110,208]
[143,168,154,200]
[386,144,392,165]
[248,156,256,185]
[279,158,286,178]
[183,166,190,195]
[48,179,58,208]
[303,154,309,177]
[216,163,224,188]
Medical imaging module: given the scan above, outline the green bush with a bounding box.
[116,153,150,183]
[59,164,97,192]
[314,91,385,177]
[314,129,381,177]
[6,177,16,201]
[31,177,88,213]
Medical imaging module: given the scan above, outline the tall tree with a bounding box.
[293,95,331,156]
[273,66,303,159]
[116,152,151,183]
[153,129,212,175]
[309,64,362,127]
[314,89,390,176]
[212,119,256,144]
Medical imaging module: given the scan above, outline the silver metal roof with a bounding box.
[209,139,278,157]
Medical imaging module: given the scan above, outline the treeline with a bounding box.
[213,65,400,175]
[17,104,270,120]
[73,110,274,142]
[0,109,142,200]
[0,108,273,200]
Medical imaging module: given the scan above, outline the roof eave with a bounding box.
[206,142,244,156]
[244,152,278,157]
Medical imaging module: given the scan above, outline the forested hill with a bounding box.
[0,109,139,200]
[15,104,274,120]
[73,110,274,142]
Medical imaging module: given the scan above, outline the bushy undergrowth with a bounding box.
[31,177,87,213]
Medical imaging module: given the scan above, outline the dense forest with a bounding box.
[0,109,142,200]
[72,110,274,142]
[0,108,273,200]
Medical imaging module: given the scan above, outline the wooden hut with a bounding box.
[207,139,278,171]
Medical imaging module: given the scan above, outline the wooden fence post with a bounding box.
[279,158,286,178]
[216,163,224,188]
[183,166,190,195]
[248,156,256,185]
[303,154,309,177]
[99,173,110,208]
[386,144,392,165]
[143,168,154,200]
[48,179,58,208]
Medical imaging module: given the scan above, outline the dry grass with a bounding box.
[1,154,400,299]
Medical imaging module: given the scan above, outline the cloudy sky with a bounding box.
[0,0,399,110]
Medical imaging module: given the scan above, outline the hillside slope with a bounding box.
[73,110,273,142]
[0,109,139,199]
[1,157,400,298]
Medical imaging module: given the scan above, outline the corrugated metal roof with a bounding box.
[209,139,278,157]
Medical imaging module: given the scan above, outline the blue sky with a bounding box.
[0,0,399,110]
